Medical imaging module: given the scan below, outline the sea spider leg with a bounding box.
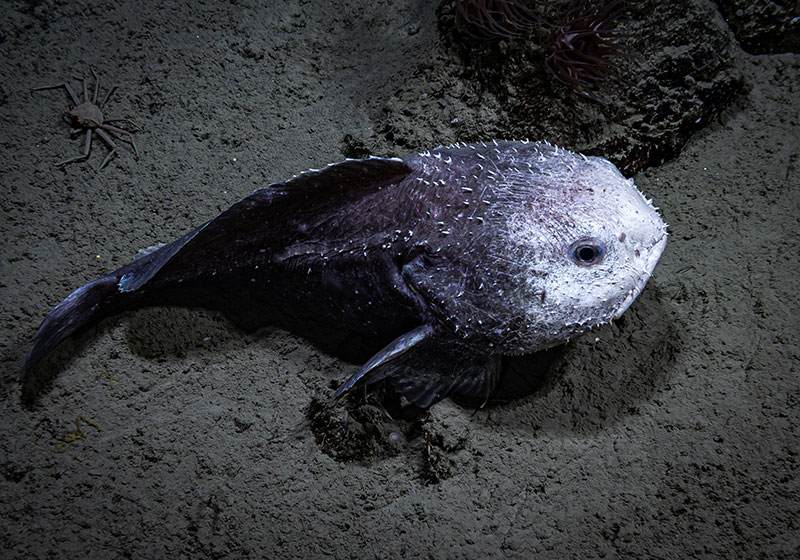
[101,124,139,160]
[54,129,93,168]
[90,67,100,104]
[91,67,119,109]
[94,128,119,170]
[104,117,140,131]
[100,85,118,109]
[31,82,81,106]
[75,74,89,104]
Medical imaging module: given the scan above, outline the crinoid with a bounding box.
[545,0,624,100]
[454,0,547,39]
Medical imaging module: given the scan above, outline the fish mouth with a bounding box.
[613,231,668,319]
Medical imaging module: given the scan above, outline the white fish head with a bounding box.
[497,150,668,352]
[404,142,667,356]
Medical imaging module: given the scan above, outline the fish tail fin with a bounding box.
[23,275,121,372]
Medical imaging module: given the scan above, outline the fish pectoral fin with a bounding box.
[334,325,502,409]
[334,324,435,398]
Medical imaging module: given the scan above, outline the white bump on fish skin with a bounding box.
[476,153,486,160]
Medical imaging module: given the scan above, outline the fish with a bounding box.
[23,140,667,408]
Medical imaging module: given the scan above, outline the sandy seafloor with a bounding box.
[1,0,798,558]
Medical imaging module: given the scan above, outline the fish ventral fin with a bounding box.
[334,324,435,398]
[387,345,502,408]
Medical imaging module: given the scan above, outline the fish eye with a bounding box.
[569,239,605,266]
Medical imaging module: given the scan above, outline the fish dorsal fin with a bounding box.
[118,156,413,293]
[270,156,411,197]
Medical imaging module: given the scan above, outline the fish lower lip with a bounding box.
[614,232,668,319]
[614,279,647,319]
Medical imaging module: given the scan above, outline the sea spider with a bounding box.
[32,68,139,170]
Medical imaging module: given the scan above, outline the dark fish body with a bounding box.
[24,140,667,407]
